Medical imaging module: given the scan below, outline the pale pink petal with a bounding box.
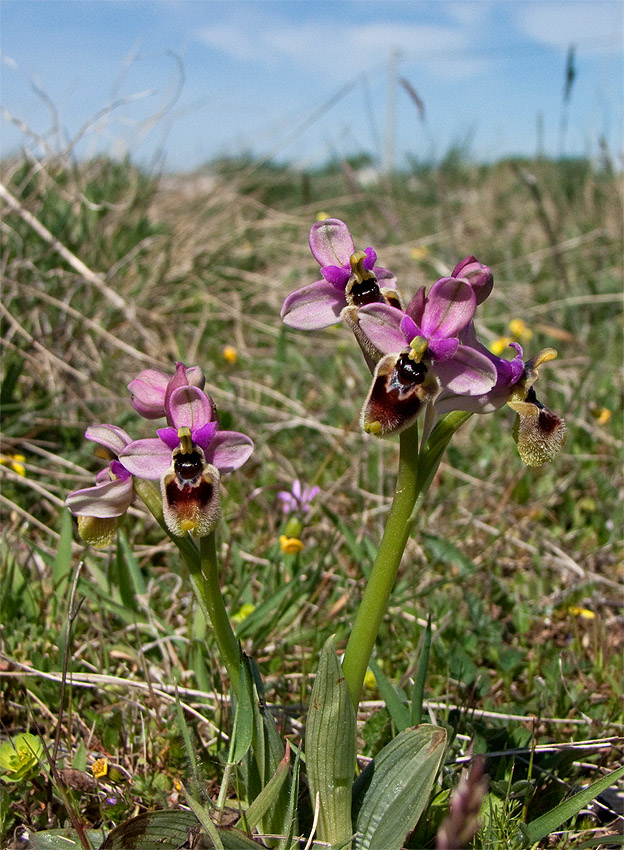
[281,280,346,330]
[85,424,132,455]
[309,219,354,267]
[421,278,476,339]
[65,476,133,519]
[119,439,172,479]
[357,303,408,354]
[204,432,254,474]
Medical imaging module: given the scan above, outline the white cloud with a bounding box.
[513,1,624,51]
[197,16,488,81]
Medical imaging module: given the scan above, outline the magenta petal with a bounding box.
[363,247,377,269]
[281,280,347,330]
[422,278,476,339]
[309,219,354,267]
[193,421,218,449]
[65,476,133,518]
[204,431,254,474]
[85,424,132,455]
[434,345,497,395]
[119,439,172,479]
[357,303,408,354]
[128,369,170,418]
[169,386,214,431]
[157,428,179,451]
[399,314,421,344]
[428,337,459,361]
[321,265,351,288]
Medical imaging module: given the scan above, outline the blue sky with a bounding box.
[1,1,622,172]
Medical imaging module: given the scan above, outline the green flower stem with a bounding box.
[342,422,421,709]
[197,533,241,694]
[132,477,241,696]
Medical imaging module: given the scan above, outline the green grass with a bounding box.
[0,145,622,849]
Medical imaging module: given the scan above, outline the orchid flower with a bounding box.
[278,479,320,515]
[128,362,206,423]
[435,323,567,466]
[65,425,134,548]
[356,278,498,436]
[280,218,400,330]
[119,385,253,537]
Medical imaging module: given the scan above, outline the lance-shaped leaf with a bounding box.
[353,724,447,850]
[98,809,262,849]
[306,636,357,848]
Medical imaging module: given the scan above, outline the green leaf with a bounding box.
[417,411,471,496]
[353,724,447,850]
[519,763,624,845]
[367,656,410,732]
[237,742,290,832]
[306,636,357,848]
[12,828,107,849]
[230,656,255,765]
[410,617,432,726]
[99,809,261,850]
[116,528,147,599]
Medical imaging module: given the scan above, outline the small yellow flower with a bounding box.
[315,212,330,221]
[0,453,26,477]
[91,758,109,779]
[567,606,595,620]
[231,603,255,624]
[591,407,611,426]
[280,535,304,555]
[509,319,533,343]
[490,337,513,357]
[222,345,238,365]
[410,246,429,261]
[363,669,377,690]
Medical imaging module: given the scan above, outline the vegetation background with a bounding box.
[0,95,622,848]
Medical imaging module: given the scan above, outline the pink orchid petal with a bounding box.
[433,345,497,395]
[65,476,133,519]
[309,219,354,267]
[321,265,351,288]
[281,280,347,329]
[427,337,459,361]
[363,247,377,269]
[157,428,179,450]
[128,369,170,418]
[374,266,398,287]
[406,286,427,325]
[193,421,218,449]
[399,314,422,344]
[357,303,408,354]
[204,432,254,474]
[85,424,132,455]
[169,386,214,431]
[421,278,476,339]
[119,438,172,479]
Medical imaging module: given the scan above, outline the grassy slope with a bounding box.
[0,151,622,847]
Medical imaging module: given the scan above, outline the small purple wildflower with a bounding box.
[278,479,320,515]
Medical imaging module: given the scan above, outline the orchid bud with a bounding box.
[451,256,494,305]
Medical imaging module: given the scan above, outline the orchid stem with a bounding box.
[342,421,421,709]
[196,533,241,695]
[132,477,241,695]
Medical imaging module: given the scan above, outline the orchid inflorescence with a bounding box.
[282,217,566,464]
[65,363,253,548]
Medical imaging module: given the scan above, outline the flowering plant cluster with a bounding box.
[60,217,570,849]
